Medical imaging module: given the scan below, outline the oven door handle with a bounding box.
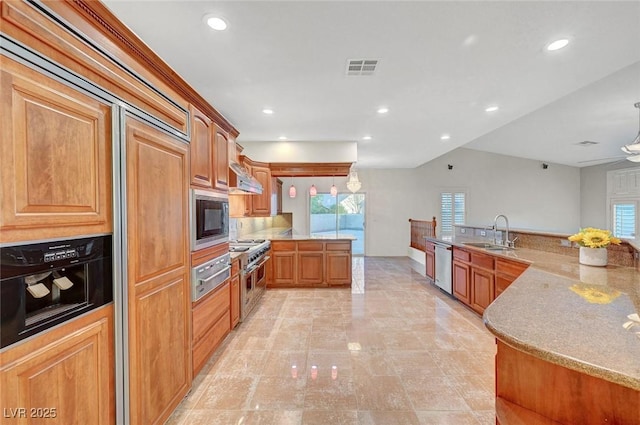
[200,265,231,284]
[245,255,270,275]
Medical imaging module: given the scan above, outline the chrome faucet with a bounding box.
[493,214,510,247]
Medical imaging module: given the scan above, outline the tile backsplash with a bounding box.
[229,213,292,239]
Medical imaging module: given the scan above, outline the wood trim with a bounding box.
[269,162,352,177]
[409,217,437,251]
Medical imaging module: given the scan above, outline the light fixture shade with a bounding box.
[346,169,361,193]
[330,184,337,197]
[289,184,296,198]
[627,154,640,162]
[309,185,317,196]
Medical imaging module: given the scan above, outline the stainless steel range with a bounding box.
[229,239,271,322]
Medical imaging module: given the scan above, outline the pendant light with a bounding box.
[346,165,361,193]
[330,176,337,197]
[621,102,640,156]
[289,176,296,198]
[309,184,317,196]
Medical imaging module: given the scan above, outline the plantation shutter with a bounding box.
[612,202,636,239]
[441,192,466,235]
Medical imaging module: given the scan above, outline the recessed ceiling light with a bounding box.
[485,105,499,113]
[278,136,287,140]
[262,109,274,115]
[377,107,389,114]
[546,38,569,51]
[441,134,451,140]
[362,136,372,140]
[204,15,227,31]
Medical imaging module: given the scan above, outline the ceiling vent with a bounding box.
[577,141,599,146]
[346,59,378,76]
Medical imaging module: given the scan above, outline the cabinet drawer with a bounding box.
[298,241,324,251]
[425,242,436,253]
[471,252,494,270]
[326,241,352,251]
[496,259,529,278]
[453,248,471,262]
[192,310,230,375]
[192,281,230,343]
[272,241,296,251]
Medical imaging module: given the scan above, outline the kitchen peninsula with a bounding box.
[426,231,640,424]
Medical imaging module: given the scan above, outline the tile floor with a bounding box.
[167,257,497,425]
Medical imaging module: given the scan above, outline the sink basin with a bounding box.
[462,242,515,251]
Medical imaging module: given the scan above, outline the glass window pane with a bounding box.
[613,203,636,238]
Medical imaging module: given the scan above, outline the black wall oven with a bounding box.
[191,189,229,251]
[0,235,113,349]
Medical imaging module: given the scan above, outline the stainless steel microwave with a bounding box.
[191,189,229,251]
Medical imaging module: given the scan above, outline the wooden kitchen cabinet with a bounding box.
[125,117,191,425]
[298,242,324,285]
[453,259,471,306]
[190,105,214,189]
[425,242,436,282]
[272,241,297,285]
[250,165,272,216]
[326,241,352,285]
[471,267,495,314]
[192,281,231,375]
[230,258,241,329]
[272,178,283,215]
[213,125,229,191]
[0,57,112,243]
[495,258,529,297]
[270,240,352,287]
[0,305,114,425]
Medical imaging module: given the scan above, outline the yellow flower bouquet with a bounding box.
[568,227,621,248]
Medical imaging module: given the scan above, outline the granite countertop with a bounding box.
[427,235,640,391]
[270,234,357,241]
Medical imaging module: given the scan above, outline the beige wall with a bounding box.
[282,148,583,256]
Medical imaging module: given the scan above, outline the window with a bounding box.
[612,201,636,239]
[441,191,466,234]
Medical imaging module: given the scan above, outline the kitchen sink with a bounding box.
[462,242,515,251]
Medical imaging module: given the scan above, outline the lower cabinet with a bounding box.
[230,258,240,329]
[470,267,495,314]
[425,242,435,282]
[452,259,471,305]
[452,246,529,315]
[270,240,352,287]
[192,281,231,375]
[0,306,114,424]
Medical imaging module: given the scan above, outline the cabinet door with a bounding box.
[251,166,272,216]
[277,179,283,214]
[126,117,191,425]
[1,57,112,243]
[190,106,214,189]
[425,250,435,282]
[326,252,352,285]
[298,252,324,284]
[0,306,114,425]
[243,164,252,217]
[231,274,240,328]
[273,251,296,285]
[213,126,229,191]
[452,260,471,306]
[471,267,495,314]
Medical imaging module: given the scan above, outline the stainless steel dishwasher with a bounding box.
[434,242,453,295]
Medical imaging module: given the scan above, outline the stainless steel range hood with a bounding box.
[229,161,263,194]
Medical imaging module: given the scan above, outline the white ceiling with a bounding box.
[103,0,640,168]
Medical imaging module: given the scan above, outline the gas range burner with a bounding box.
[229,246,250,252]
[232,239,266,244]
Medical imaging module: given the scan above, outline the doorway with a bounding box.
[309,193,365,255]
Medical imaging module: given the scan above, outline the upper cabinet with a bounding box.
[213,126,229,192]
[190,105,214,189]
[189,107,231,192]
[0,58,112,243]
